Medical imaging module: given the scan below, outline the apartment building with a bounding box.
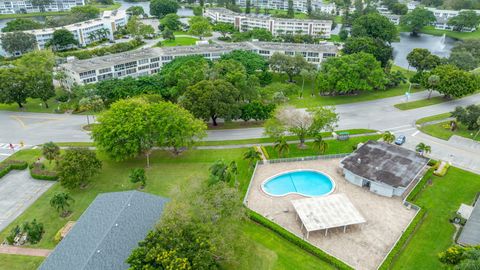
[0,10,128,55]
[60,41,339,86]
[234,0,337,14]
[426,7,480,31]
[0,0,84,14]
[205,8,332,37]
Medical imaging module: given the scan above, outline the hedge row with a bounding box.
[29,162,58,181]
[0,160,28,178]
[57,39,145,60]
[247,209,353,270]
[406,169,434,202]
[434,162,450,177]
[378,208,427,270]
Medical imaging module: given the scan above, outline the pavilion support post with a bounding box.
[343,225,346,233]
[307,231,309,239]
[325,228,328,237]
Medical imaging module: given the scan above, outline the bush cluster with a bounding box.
[57,39,144,60]
[29,162,58,181]
[247,209,353,270]
[0,160,28,178]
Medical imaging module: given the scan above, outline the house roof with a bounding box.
[39,191,168,270]
[340,140,429,188]
[458,197,480,246]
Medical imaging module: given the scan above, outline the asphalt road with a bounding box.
[1,91,479,170]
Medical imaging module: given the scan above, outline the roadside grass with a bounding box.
[415,112,451,125]
[264,134,381,159]
[287,81,423,108]
[392,167,480,269]
[391,65,416,79]
[420,121,479,141]
[0,146,343,269]
[0,98,61,114]
[394,96,447,110]
[0,254,44,270]
[158,36,198,47]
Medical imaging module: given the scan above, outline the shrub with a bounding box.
[0,160,28,178]
[247,209,353,270]
[129,168,147,188]
[438,245,467,265]
[22,219,44,244]
[260,146,269,160]
[57,39,144,60]
[29,162,58,181]
[433,162,450,177]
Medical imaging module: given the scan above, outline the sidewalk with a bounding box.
[0,245,51,257]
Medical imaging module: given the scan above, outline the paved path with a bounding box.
[0,170,55,232]
[0,245,51,257]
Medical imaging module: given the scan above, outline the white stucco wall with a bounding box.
[369,182,394,197]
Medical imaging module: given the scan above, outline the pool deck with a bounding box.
[245,158,417,270]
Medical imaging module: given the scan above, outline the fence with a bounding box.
[259,153,350,165]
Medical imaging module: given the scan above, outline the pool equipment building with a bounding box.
[340,140,429,198]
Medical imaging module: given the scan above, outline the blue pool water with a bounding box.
[262,170,334,197]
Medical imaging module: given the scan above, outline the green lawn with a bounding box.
[0,254,44,270]
[288,82,422,108]
[0,98,62,114]
[157,36,198,47]
[394,96,447,110]
[264,134,381,159]
[237,221,335,270]
[420,121,479,141]
[417,26,480,40]
[392,167,480,269]
[0,146,343,269]
[415,112,452,125]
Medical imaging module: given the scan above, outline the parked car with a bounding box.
[395,135,406,145]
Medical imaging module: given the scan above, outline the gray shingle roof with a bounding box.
[39,190,168,270]
[341,140,429,188]
[458,197,480,246]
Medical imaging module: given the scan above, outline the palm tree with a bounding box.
[312,135,328,154]
[50,192,74,217]
[416,143,431,156]
[243,148,261,168]
[273,137,290,157]
[383,131,395,144]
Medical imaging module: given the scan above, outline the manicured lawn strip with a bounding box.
[415,113,451,125]
[264,135,382,159]
[207,121,265,130]
[0,254,44,270]
[54,142,95,147]
[391,65,416,79]
[196,129,378,146]
[420,121,479,141]
[394,96,447,110]
[0,98,62,113]
[247,210,350,269]
[159,37,198,47]
[416,26,480,40]
[288,82,423,108]
[238,220,336,270]
[391,167,480,270]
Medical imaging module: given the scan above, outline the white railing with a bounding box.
[259,153,350,164]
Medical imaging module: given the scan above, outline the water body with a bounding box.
[392,32,457,69]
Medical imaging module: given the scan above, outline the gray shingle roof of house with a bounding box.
[39,190,168,270]
[458,197,480,246]
[340,140,429,188]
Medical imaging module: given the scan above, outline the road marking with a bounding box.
[412,131,419,137]
[0,153,11,156]
[380,125,412,132]
[391,128,417,134]
[10,116,26,128]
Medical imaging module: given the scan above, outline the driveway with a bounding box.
[0,170,54,232]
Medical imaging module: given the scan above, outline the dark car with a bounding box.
[395,135,406,145]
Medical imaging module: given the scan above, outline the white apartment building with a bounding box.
[234,0,337,14]
[425,8,480,31]
[0,0,84,14]
[60,41,339,86]
[0,10,128,55]
[205,8,332,37]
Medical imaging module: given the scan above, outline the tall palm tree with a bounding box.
[243,148,261,168]
[312,135,328,154]
[50,192,74,217]
[416,142,431,156]
[383,131,395,144]
[273,137,290,157]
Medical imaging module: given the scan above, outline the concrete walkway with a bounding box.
[0,245,51,257]
[0,170,55,232]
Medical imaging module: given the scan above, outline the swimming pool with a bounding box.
[262,170,335,197]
